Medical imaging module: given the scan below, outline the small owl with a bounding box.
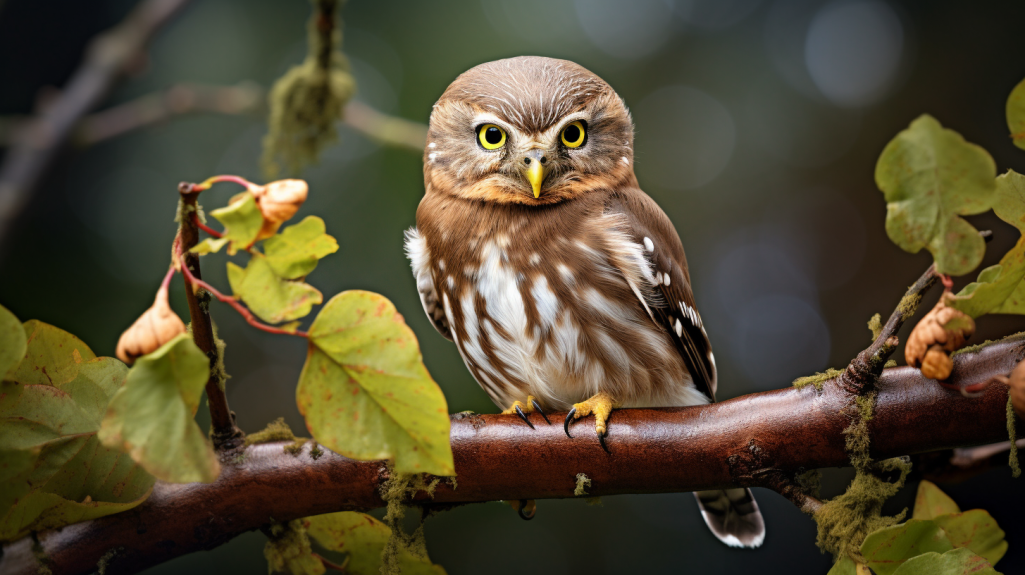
[405,56,764,547]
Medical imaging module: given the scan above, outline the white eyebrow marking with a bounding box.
[428,153,438,160]
[428,142,436,148]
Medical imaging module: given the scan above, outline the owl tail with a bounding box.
[694,488,765,548]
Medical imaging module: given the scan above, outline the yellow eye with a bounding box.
[561,120,586,148]
[478,124,506,150]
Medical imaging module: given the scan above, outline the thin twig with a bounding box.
[176,183,244,449]
[0,0,193,254]
[192,213,222,239]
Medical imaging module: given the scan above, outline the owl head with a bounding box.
[424,56,635,205]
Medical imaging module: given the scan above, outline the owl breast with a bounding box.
[407,199,709,411]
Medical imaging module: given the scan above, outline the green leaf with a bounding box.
[227,254,323,323]
[263,216,339,279]
[7,319,96,386]
[0,304,26,379]
[934,510,1007,566]
[1009,77,1025,151]
[891,548,998,575]
[950,171,1025,316]
[209,192,263,255]
[306,511,446,575]
[297,291,455,476]
[1,353,155,541]
[98,333,220,483]
[876,115,997,276]
[190,237,229,255]
[862,519,954,575]
[912,480,960,520]
[827,557,857,575]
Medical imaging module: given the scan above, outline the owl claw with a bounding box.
[597,431,610,453]
[531,398,551,424]
[514,404,535,429]
[563,407,577,438]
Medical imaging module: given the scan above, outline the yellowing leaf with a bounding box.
[876,115,997,276]
[8,319,96,385]
[209,192,263,255]
[0,304,26,378]
[862,519,954,575]
[190,237,229,255]
[1009,77,1025,151]
[933,510,1007,566]
[912,480,960,520]
[0,342,154,541]
[951,171,1025,316]
[826,557,857,575]
[297,291,454,476]
[98,334,220,483]
[890,548,998,575]
[227,254,323,323]
[263,216,339,279]
[306,512,446,575]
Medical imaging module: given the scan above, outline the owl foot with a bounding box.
[564,392,618,452]
[501,396,550,429]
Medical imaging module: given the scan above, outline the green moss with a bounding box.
[309,441,324,460]
[379,467,444,575]
[1008,396,1021,478]
[813,391,912,562]
[96,548,121,575]
[210,320,230,392]
[261,0,356,178]
[951,339,995,356]
[574,473,592,496]
[793,368,844,390]
[884,359,897,368]
[245,417,309,455]
[868,313,883,341]
[797,469,822,499]
[263,519,324,575]
[898,291,923,321]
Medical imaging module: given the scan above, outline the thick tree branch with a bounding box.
[2,336,1020,575]
[0,0,192,253]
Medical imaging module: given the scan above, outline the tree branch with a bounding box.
[0,0,192,253]
[2,336,1020,575]
[176,183,244,449]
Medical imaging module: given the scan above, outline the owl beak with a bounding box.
[522,150,547,198]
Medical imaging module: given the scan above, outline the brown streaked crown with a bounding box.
[424,56,637,205]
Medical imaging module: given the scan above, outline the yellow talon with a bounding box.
[501,396,549,428]
[566,391,618,436]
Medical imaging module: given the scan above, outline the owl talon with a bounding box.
[598,431,610,453]
[514,404,535,429]
[531,398,551,424]
[564,407,578,438]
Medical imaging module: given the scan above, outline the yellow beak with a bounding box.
[525,161,545,198]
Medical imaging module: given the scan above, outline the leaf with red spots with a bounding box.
[306,511,445,575]
[861,519,954,575]
[876,115,997,276]
[297,291,454,476]
[890,548,998,575]
[933,510,1007,566]
[0,317,154,541]
[912,480,960,520]
[0,304,26,378]
[227,253,323,324]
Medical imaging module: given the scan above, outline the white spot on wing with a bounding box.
[643,237,654,252]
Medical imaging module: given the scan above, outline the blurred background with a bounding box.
[1,0,1022,573]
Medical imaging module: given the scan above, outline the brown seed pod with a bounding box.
[252,179,308,240]
[1010,359,1025,420]
[115,284,187,364]
[905,292,975,380]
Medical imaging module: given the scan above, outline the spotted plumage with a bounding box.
[405,56,764,548]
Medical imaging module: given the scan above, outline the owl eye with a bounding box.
[560,121,586,148]
[477,124,507,150]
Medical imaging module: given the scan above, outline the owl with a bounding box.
[405,56,764,547]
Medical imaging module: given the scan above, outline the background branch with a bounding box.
[0,0,192,253]
[2,336,1019,575]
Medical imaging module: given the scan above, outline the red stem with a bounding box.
[194,174,255,190]
[193,213,222,238]
[177,241,307,338]
[160,264,175,292]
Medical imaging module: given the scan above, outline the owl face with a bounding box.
[424,56,636,205]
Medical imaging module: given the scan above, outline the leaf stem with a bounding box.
[192,174,255,191]
[192,213,222,238]
[177,183,245,450]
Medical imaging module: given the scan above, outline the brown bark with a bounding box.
[1,336,1020,575]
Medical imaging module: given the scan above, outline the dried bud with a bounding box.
[252,179,308,240]
[116,284,187,364]
[1010,359,1025,420]
[904,292,975,380]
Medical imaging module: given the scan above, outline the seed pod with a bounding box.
[115,284,187,364]
[1010,359,1025,420]
[252,179,308,240]
[905,292,975,380]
